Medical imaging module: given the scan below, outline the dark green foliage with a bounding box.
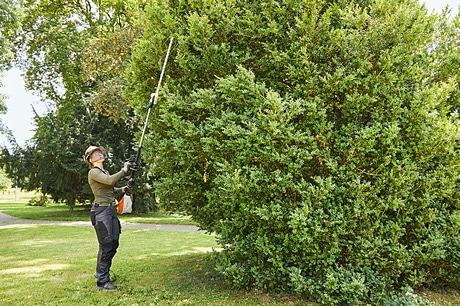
[129,0,460,303]
[0,103,136,208]
[30,106,135,207]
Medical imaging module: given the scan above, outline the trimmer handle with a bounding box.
[127,177,135,189]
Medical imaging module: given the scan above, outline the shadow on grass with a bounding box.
[115,253,312,305]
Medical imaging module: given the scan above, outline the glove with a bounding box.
[122,185,132,193]
[123,161,131,172]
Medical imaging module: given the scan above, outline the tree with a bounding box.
[127,0,460,303]
[0,0,19,141]
[30,106,135,206]
[5,0,145,208]
[0,0,18,68]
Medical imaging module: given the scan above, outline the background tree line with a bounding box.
[0,0,143,208]
[1,0,459,303]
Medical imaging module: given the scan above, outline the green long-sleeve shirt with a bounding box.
[88,167,128,205]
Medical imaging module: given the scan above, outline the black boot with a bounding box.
[96,281,117,291]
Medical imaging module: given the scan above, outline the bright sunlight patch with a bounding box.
[0,264,68,276]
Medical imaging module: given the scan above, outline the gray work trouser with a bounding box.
[90,204,121,285]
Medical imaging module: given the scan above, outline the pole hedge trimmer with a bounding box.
[118,37,174,214]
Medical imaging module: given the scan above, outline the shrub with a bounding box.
[129,0,460,303]
[28,194,49,207]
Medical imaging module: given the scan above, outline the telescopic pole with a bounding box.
[128,37,174,188]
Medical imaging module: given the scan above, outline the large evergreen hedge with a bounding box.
[127,0,460,303]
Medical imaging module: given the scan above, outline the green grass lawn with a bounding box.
[0,223,308,305]
[1,190,459,305]
[0,191,308,305]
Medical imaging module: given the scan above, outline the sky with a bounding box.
[0,0,459,147]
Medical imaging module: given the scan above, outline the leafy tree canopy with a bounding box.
[0,0,18,69]
[0,0,19,139]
